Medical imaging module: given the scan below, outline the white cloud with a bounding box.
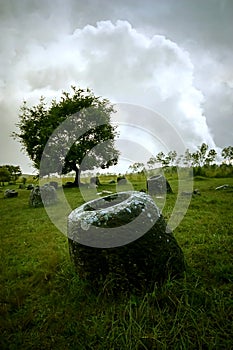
[12,21,215,142]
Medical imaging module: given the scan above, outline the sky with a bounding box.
[0,0,232,174]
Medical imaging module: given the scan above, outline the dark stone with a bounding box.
[49,181,58,189]
[181,189,201,196]
[147,175,173,195]
[29,184,57,207]
[4,189,18,198]
[18,184,25,189]
[63,181,76,188]
[68,191,185,294]
[90,176,101,186]
[117,176,127,185]
[109,180,116,184]
[26,184,34,190]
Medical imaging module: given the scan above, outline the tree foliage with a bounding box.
[0,167,11,186]
[13,86,119,185]
[0,165,22,184]
[191,143,217,167]
[128,162,145,173]
[222,146,233,165]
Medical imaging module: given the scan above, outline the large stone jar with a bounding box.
[68,191,185,293]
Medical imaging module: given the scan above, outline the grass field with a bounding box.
[0,176,232,349]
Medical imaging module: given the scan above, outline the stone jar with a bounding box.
[29,184,57,208]
[147,175,173,195]
[68,191,185,294]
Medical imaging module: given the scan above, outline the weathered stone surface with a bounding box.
[181,189,201,196]
[97,190,113,196]
[68,191,185,294]
[90,176,100,186]
[4,189,18,198]
[18,184,25,189]
[147,175,173,195]
[29,184,57,207]
[117,176,127,185]
[215,184,233,191]
[49,181,58,189]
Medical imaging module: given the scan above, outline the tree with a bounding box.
[183,149,192,167]
[156,152,170,168]
[165,150,177,167]
[128,162,145,173]
[191,143,209,167]
[191,143,217,167]
[222,146,233,165]
[205,149,217,166]
[147,156,157,169]
[0,167,11,186]
[5,165,22,182]
[0,165,22,184]
[13,86,119,186]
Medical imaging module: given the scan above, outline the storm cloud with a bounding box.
[0,0,232,173]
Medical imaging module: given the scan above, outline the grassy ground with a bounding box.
[0,176,232,349]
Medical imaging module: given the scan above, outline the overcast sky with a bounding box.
[0,0,232,174]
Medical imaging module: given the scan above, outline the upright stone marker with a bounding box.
[90,176,100,186]
[147,175,173,195]
[29,184,57,207]
[68,191,185,293]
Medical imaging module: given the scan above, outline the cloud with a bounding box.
[5,21,215,134]
[1,0,232,172]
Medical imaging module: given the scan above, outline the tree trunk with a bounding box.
[73,165,80,187]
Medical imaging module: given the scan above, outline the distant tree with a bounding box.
[5,165,22,182]
[191,143,209,167]
[147,156,157,169]
[128,162,145,173]
[183,149,192,167]
[192,143,217,167]
[221,146,233,165]
[165,150,177,167]
[0,167,11,186]
[176,154,183,166]
[13,86,119,186]
[156,152,170,168]
[0,165,22,183]
[205,149,217,165]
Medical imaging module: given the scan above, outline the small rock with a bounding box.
[4,189,18,198]
[215,184,231,190]
[97,190,113,196]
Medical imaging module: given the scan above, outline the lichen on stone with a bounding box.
[68,191,185,294]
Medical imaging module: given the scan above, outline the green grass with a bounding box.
[0,176,232,349]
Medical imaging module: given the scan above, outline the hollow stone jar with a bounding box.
[68,191,185,293]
